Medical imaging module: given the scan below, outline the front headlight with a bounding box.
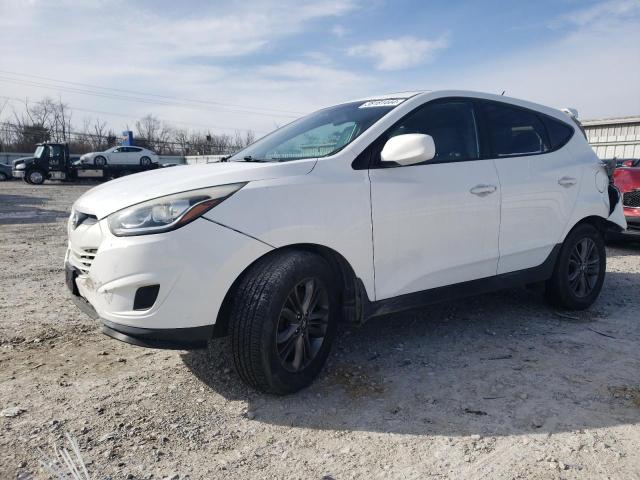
[108,183,246,236]
[15,163,26,170]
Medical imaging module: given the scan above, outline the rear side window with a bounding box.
[482,102,549,157]
[542,116,574,149]
[385,101,479,162]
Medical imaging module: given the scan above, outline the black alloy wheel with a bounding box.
[567,237,600,298]
[276,278,330,373]
[229,250,338,394]
[545,223,606,310]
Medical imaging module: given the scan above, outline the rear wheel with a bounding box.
[140,156,152,167]
[26,169,45,185]
[545,224,606,310]
[94,156,107,167]
[229,251,338,394]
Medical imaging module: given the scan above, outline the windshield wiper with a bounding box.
[243,156,273,162]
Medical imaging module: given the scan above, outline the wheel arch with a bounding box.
[213,243,360,338]
[564,215,621,240]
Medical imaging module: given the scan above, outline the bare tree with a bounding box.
[244,130,256,147]
[1,96,260,155]
[50,98,72,143]
[173,129,191,155]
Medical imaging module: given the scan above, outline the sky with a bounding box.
[0,0,639,136]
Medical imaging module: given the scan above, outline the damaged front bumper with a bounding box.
[65,262,211,349]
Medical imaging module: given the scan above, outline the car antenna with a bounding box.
[500,90,505,96]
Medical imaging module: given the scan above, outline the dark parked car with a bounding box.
[0,162,13,181]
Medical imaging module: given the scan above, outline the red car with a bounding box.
[613,159,640,236]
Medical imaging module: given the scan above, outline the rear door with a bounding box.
[368,99,501,300]
[480,100,581,274]
[129,147,143,164]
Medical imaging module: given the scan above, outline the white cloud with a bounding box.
[331,25,349,37]
[347,35,449,70]
[552,0,640,30]
[0,0,363,134]
[433,4,640,119]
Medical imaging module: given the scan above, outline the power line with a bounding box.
[0,95,268,134]
[0,76,299,120]
[0,69,305,116]
[0,72,302,119]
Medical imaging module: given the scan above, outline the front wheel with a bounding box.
[0,172,7,181]
[229,251,338,394]
[94,156,107,167]
[140,156,152,167]
[26,169,45,185]
[545,224,606,310]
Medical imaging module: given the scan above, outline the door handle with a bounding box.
[558,176,577,187]
[470,184,497,197]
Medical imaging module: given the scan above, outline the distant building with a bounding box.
[582,116,640,159]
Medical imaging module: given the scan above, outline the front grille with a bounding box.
[623,190,640,208]
[69,247,98,274]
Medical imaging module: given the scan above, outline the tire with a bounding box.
[545,223,606,310]
[0,172,7,181]
[26,169,45,185]
[229,250,339,394]
[140,156,152,167]
[94,156,107,167]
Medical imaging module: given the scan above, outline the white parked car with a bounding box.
[66,91,626,394]
[80,146,159,167]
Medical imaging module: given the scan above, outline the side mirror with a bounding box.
[380,134,436,166]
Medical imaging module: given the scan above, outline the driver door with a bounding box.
[109,147,125,164]
[368,99,501,300]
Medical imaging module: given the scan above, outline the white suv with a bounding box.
[66,91,626,394]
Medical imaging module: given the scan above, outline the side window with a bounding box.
[483,102,549,157]
[385,101,479,163]
[129,147,142,152]
[542,116,574,150]
[113,147,123,153]
[49,145,62,157]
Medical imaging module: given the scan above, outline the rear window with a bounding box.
[482,102,549,157]
[543,116,574,150]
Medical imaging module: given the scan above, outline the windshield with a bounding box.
[230,99,406,162]
[34,145,45,159]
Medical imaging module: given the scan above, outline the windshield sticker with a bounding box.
[359,99,405,108]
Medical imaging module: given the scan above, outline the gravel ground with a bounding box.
[1,181,639,480]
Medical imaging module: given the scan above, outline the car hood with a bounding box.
[73,160,316,219]
[12,157,34,166]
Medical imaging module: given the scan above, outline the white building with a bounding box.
[582,116,640,159]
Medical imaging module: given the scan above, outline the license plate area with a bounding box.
[50,171,66,180]
[77,169,104,178]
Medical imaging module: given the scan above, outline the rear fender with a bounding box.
[607,184,626,230]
